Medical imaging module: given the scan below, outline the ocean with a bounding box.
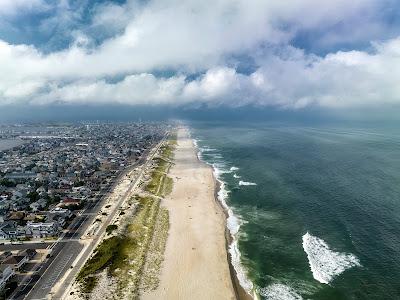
[190,122,400,300]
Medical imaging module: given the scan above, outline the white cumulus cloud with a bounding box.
[0,0,399,110]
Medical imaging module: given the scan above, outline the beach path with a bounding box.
[142,128,236,300]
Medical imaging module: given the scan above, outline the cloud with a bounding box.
[0,0,399,110]
[3,37,396,109]
[0,0,49,16]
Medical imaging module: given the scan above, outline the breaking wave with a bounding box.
[239,181,257,186]
[192,137,254,296]
[302,232,361,284]
[259,283,303,300]
[233,173,241,179]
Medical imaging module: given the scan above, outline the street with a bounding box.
[8,137,165,300]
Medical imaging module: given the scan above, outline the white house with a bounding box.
[26,221,59,238]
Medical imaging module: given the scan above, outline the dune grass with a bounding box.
[145,137,176,197]
[77,196,165,298]
[77,133,176,298]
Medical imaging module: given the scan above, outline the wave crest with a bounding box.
[302,232,361,284]
[192,137,254,295]
[259,283,303,300]
[239,181,257,186]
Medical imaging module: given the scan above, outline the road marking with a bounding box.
[24,136,168,300]
[41,253,74,289]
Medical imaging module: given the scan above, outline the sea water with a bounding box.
[190,122,400,300]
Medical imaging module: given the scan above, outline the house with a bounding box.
[58,197,81,208]
[16,225,27,238]
[0,265,14,291]
[18,249,37,260]
[2,254,28,271]
[36,186,46,195]
[0,221,18,239]
[0,200,10,211]
[8,211,25,223]
[46,208,72,228]
[26,221,59,238]
[23,213,37,222]
[29,198,48,212]
[50,207,72,218]
[46,213,66,228]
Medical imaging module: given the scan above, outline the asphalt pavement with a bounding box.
[11,138,164,300]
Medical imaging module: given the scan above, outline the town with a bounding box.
[0,123,168,299]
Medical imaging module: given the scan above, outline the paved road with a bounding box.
[51,136,166,300]
[11,213,89,300]
[12,137,166,300]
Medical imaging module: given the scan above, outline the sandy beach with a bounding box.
[142,128,236,300]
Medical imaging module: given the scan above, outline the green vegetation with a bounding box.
[27,191,39,202]
[163,176,173,196]
[0,178,16,187]
[140,207,169,291]
[145,135,176,197]
[77,196,167,298]
[106,224,118,234]
[77,236,121,292]
[77,133,176,297]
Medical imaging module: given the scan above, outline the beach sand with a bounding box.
[142,128,237,300]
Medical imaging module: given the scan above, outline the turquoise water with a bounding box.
[190,122,400,300]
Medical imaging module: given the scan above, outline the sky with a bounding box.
[0,0,400,121]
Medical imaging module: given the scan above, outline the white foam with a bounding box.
[302,232,361,284]
[200,146,217,152]
[230,166,239,171]
[213,163,232,175]
[229,240,254,293]
[191,136,254,296]
[215,172,254,294]
[210,153,223,159]
[239,181,257,186]
[259,283,303,300]
[233,173,241,179]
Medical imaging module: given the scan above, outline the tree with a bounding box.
[0,178,16,187]
[27,191,39,202]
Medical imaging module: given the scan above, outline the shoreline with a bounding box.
[214,179,254,300]
[142,128,236,299]
[192,134,254,300]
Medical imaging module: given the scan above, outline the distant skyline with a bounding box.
[1,0,400,116]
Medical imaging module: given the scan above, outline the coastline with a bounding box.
[214,180,254,300]
[142,127,236,299]
[192,133,255,300]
